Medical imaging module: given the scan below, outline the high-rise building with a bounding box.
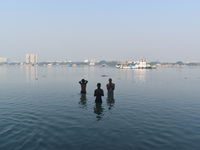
[30,54,37,64]
[26,54,37,64]
[26,54,30,63]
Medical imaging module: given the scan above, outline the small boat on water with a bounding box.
[116,60,156,69]
[68,63,73,67]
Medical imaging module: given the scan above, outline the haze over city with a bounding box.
[1,0,200,62]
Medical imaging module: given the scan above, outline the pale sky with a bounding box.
[0,0,200,62]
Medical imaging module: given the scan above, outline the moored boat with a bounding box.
[116,64,132,69]
[116,60,156,69]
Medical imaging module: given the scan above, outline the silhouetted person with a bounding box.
[94,83,104,103]
[106,78,115,96]
[79,79,88,94]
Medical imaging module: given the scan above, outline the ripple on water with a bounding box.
[1,67,200,150]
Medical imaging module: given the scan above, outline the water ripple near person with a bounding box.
[93,103,104,121]
[79,94,87,110]
[106,95,115,111]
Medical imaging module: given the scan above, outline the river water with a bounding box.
[0,66,200,150]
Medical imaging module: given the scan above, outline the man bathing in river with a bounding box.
[79,79,88,94]
[94,83,104,103]
[106,78,115,96]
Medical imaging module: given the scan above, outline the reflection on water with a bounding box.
[117,69,133,79]
[79,94,87,109]
[107,95,115,110]
[134,69,147,83]
[26,66,38,82]
[116,69,147,82]
[93,103,104,121]
[0,66,7,75]
[1,67,200,149]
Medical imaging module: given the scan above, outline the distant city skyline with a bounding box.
[1,54,200,63]
[1,0,200,62]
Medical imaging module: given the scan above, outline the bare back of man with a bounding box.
[79,79,88,94]
[94,83,104,103]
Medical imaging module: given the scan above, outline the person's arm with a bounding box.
[113,84,115,90]
[79,81,81,84]
[94,90,96,97]
[85,80,88,84]
[106,84,109,90]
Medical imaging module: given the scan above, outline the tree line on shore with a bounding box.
[0,60,200,67]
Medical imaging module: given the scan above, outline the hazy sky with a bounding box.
[0,0,200,62]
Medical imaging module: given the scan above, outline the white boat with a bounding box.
[116,64,132,69]
[116,60,156,69]
[132,60,152,69]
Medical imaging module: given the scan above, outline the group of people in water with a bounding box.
[79,78,115,103]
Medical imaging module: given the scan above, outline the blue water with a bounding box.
[0,66,200,150]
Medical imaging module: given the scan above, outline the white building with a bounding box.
[26,54,38,64]
[90,59,95,66]
[84,59,89,63]
[0,57,8,62]
[26,54,30,63]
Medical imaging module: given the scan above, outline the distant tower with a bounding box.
[30,54,37,64]
[26,54,38,64]
[26,54,30,63]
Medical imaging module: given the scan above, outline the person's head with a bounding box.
[109,78,112,83]
[81,79,85,83]
[97,83,101,88]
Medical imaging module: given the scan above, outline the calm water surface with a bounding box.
[0,66,200,150]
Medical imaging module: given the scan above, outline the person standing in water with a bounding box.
[79,79,88,94]
[94,83,104,103]
[106,78,115,96]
